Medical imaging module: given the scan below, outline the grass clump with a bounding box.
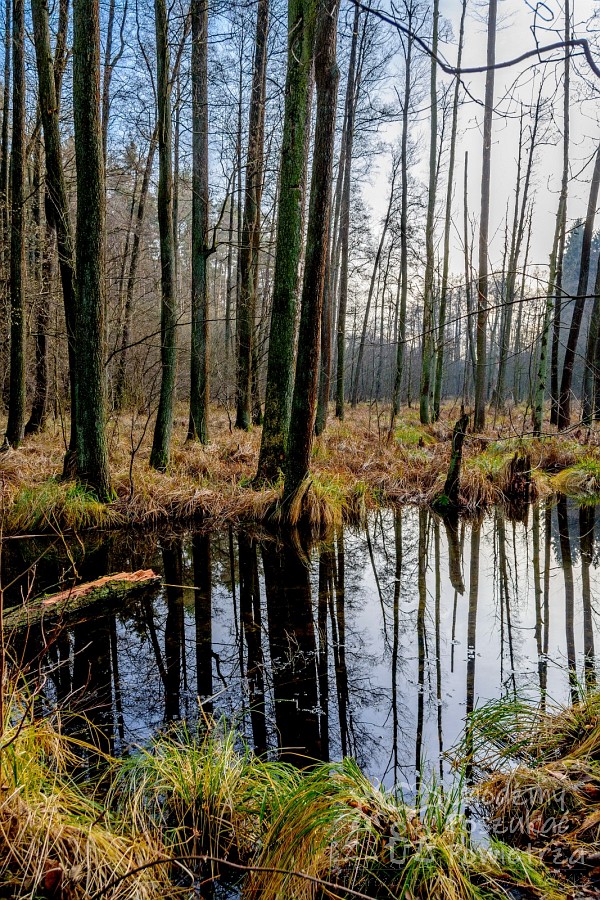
[113,721,563,900]
[6,478,124,533]
[552,458,600,498]
[458,692,600,888]
[0,697,570,899]
[394,423,436,448]
[0,690,171,899]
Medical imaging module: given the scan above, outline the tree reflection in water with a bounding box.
[3,501,600,786]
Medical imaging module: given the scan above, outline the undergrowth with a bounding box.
[2,404,600,534]
[0,691,567,900]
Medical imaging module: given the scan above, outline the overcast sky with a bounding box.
[365,0,600,279]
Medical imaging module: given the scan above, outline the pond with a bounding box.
[2,499,598,796]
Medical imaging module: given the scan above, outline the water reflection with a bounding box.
[3,500,600,789]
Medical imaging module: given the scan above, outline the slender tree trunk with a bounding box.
[390,12,413,432]
[351,160,397,407]
[114,128,158,409]
[101,0,115,166]
[188,0,210,442]
[72,0,111,498]
[256,0,315,481]
[31,0,78,464]
[284,0,340,502]
[419,0,439,425]
[550,6,570,425]
[235,0,269,430]
[0,0,9,279]
[335,3,361,422]
[5,0,25,447]
[25,142,50,435]
[173,73,180,296]
[474,0,498,431]
[557,144,600,430]
[112,157,139,409]
[433,0,466,422]
[224,181,235,394]
[534,10,569,434]
[150,0,177,470]
[315,111,346,435]
[495,98,540,410]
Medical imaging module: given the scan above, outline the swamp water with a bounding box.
[3,499,599,795]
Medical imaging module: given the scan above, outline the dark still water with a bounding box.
[3,500,599,794]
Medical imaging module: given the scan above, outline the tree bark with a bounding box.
[25,142,50,435]
[433,0,466,422]
[150,0,177,470]
[284,0,340,502]
[419,0,439,425]
[390,7,413,432]
[334,3,360,422]
[235,0,269,430]
[31,0,78,462]
[5,0,25,447]
[188,0,210,442]
[474,0,498,431]
[256,0,316,481]
[72,0,112,498]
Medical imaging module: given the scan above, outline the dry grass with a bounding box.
[459,692,600,888]
[2,402,600,534]
[115,718,563,900]
[0,687,174,899]
[0,689,567,899]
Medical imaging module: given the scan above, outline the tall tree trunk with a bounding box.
[495,98,540,410]
[188,0,210,442]
[235,0,269,430]
[433,0,466,422]
[255,0,315,481]
[101,0,115,166]
[474,0,498,431]
[550,4,570,425]
[31,0,77,464]
[557,143,600,430]
[173,73,180,296]
[351,158,397,407]
[390,9,413,432]
[533,4,569,435]
[25,141,50,435]
[0,0,9,280]
[72,0,111,498]
[284,0,340,502]
[334,3,360,422]
[113,128,158,409]
[5,0,25,447]
[224,181,235,394]
[150,0,177,470]
[419,0,439,425]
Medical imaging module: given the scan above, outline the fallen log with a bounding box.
[3,569,161,631]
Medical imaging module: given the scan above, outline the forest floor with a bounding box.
[2,402,600,534]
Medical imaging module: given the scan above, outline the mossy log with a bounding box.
[3,569,161,631]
